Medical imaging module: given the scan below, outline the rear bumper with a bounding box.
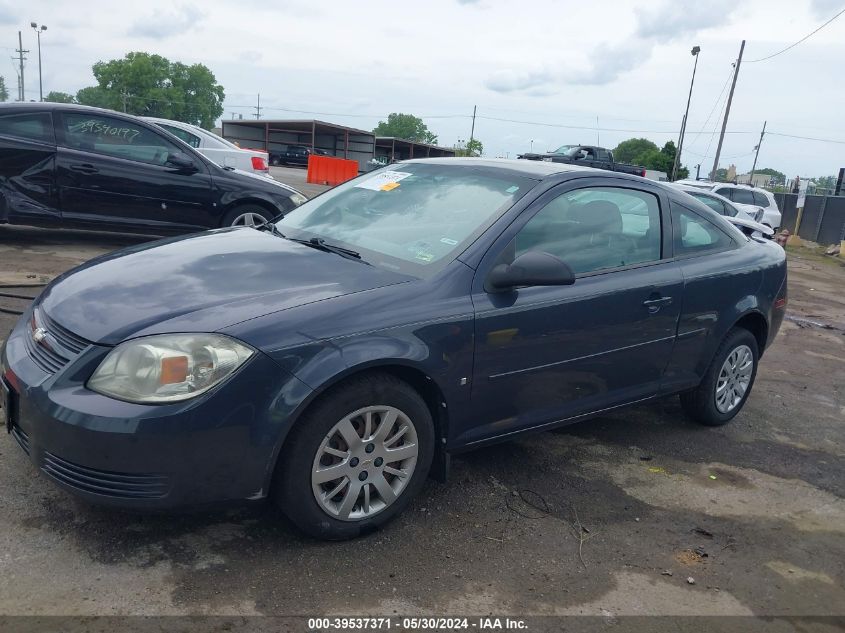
[2,312,311,510]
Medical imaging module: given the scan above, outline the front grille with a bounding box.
[41,312,89,355]
[42,451,170,499]
[24,332,69,374]
[24,309,91,375]
[11,425,29,456]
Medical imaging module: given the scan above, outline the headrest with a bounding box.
[569,200,623,233]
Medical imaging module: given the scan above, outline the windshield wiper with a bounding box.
[253,221,286,238]
[290,237,368,263]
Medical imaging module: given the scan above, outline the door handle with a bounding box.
[643,296,673,313]
[69,163,99,174]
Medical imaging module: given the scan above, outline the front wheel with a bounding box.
[222,205,275,227]
[680,328,759,426]
[274,373,435,540]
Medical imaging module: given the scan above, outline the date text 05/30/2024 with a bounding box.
[307,617,528,630]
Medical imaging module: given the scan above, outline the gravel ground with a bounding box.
[0,225,843,622]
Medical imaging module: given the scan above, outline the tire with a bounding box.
[273,373,435,540]
[680,327,759,426]
[270,156,280,166]
[221,204,275,228]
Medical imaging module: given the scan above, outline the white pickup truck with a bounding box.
[143,117,272,179]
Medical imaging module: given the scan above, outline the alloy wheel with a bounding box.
[230,211,268,227]
[715,344,753,413]
[311,405,419,521]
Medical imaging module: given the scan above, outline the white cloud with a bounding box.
[128,4,205,39]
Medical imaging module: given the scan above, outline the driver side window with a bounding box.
[60,113,184,167]
[510,186,663,275]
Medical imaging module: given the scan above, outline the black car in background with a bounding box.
[519,144,646,177]
[0,103,307,234]
[269,145,330,167]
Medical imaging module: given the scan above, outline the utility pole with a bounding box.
[710,40,745,181]
[596,115,600,146]
[672,45,701,181]
[122,91,129,112]
[749,120,767,181]
[254,93,262,120]
[468,105,476,155]
[15,31,29,101]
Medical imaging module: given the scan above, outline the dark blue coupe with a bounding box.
[1,159,787,539]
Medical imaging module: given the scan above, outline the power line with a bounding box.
[475,114,754,136]
[685,67,734,148]
[767,131,845,145]
[745,7,845,62]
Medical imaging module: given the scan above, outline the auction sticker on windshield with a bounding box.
[355,171,412,191]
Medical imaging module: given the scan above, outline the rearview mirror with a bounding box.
[487,251,575,292]
[166,152,198,172]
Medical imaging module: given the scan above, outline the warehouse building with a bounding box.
[220,119,454,171]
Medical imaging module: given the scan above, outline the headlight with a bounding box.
[88,334,254,404]
[542,157,553,162]
[290,192,308,206]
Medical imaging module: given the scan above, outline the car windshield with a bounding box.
[552,145,580,155]
[276,163,536,276]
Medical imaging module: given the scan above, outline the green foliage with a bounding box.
[812,175,837,191]
[613,138,688,179]
[0,77,8,102]
[454,138,484,157]
[373,113,438,144]
[754,167,785,183]
[44,91,76,104]
[75,86,113,109]
[75,52,225,129]
[715,168,729,182]
[613,138,658,164]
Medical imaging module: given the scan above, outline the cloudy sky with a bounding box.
[5,0,845,177]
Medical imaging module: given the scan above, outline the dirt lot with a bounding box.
[1,225,843,623]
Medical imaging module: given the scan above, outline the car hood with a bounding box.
[39,229,410,345]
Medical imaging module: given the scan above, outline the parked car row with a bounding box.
[674,180,782,230]
[269,146,331,167]
[518,144,647,177]
[142,117,272,179]
[0,103,307,234]
[2,157,787,540]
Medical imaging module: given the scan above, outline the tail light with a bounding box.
[774,276,787,310]
[251,156,268,171]
[640,169,646,177]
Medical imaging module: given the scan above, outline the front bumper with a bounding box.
[1,309,311,510]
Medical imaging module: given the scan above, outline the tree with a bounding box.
[0,77,8,102]
[754,167,785,183]
[613,138,658,164]
[454,138,483,157]
[76,86,113,109]
[44,91,76,103]
[75,52,225,129]
[373,113,438,144]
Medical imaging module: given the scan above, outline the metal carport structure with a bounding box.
[375,137,456,162]
[220,119,376,171]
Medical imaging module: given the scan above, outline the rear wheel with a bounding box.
[680,328,759,426]
[222,205,275,228]
[274,373,434,540]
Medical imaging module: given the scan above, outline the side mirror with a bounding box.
[487,251,575,292]
[166,152,198,172]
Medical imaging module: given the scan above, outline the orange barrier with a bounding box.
[307,155,359,186]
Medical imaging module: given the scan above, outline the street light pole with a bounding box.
[30,22,47,101]
[671,45,700,181]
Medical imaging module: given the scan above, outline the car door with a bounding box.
[463,179,683,446]
[54,110,214,231]
[0,110,60,225]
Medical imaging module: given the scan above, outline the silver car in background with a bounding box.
[143,117,273,179]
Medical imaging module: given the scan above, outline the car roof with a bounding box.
[400,157,597,179]
[670,183,736,205]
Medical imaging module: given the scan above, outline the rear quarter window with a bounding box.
[0,112,55,144]
[671,202,738,258]
[752,191,771,207]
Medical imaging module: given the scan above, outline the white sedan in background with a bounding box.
[143,117,273,179]
[671,184,773,238]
